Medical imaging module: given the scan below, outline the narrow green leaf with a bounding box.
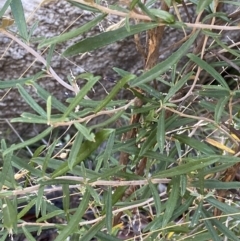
[95,230,122,241]
[164,72,193,102]
[0,140,13,190]
[206,196,240,220]
[144,215,163,232]
[40,178,81,186]
[210,214,240,241]
[130,31,199,87]
[62,184,70,220]
[201,162,236,176]
[149,181,161,217]
[86,185,102,205]
[200,84,230,90]
[10,0,28,40]
[39,198,46,219]
[22,226,36,241]
[111,186,128,206]
[187,53,229,89]
[17,84,47,117]
[183,233,213,241]
[35,186,44,218]
[46,96,52,125]
[199,89,229,98]
[153,156,220,178]
[32,82,73,116]
[113,67,134,77]
[63,23,158,57]
[174,134,216,155]
[89,165,124,183]
[125,15,130,32]
[0,0,12,18]
[0,232,9,241]
[157,109,165,153]
[190,201,203,227]
[69,0,100,12]
[62,75,100,118]
[42,139,58,175]
[130,0,140,9]
[0,74,44,88]
[214,96,229,123]
[180,174,187,196]
[162,176,180,227]
[138,1,158,21]
[17,199,36,220]
[74,122,95,141]
[139,84,163,99]
[198,168,205,195]
[105,187,113,233]
[139,127,157,156]
[54,190,90,241]
[145,151,175,163]
[148,8,175,23]
[46,44,55,69]
[11,113,47,124]
[163,0,172,7]
[166,116,195,130]
[3,127,53,156]
[192,180,240,190]
[171,195,195,223]
[218,155,240,163]
[2,198,17,235]
[102,131,115,167]
[175,140,182,159]
[202,208,222,241]
[32,157,97,179]
[39,14,106,48]
[12,156,42,177]
[36,210,64,222]
[79,219,105,241]
[219,1,240,6]
[196,0,213,13]
[67,131,83,170]
[94,74,135,112]
[213,36,240,58]
[28,20,39,39]
[52,129,113,178]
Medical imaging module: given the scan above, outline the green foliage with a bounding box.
[1,0,240,240]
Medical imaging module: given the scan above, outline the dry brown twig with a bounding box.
[163,106,239,146]
[17,191,168,228]
[0,28,75,92]
[1,177,170,197]
[72,0,240,30]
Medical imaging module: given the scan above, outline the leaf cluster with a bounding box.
[1,0,240,240]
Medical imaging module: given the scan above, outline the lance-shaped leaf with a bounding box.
[52,129,113,178]
[187,53,229,89]
[10,0,28,40]
[63,23,159,57]
[130,31,199,87]
[54,190,90,241]
[39,14,106,48]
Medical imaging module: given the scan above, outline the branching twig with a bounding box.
[0,177,170,197]
[163,106,239,146]
[52,98,136,127]
[70,0,240,30]
[0,28,75,92]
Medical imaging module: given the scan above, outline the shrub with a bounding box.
[1,0,240,240]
